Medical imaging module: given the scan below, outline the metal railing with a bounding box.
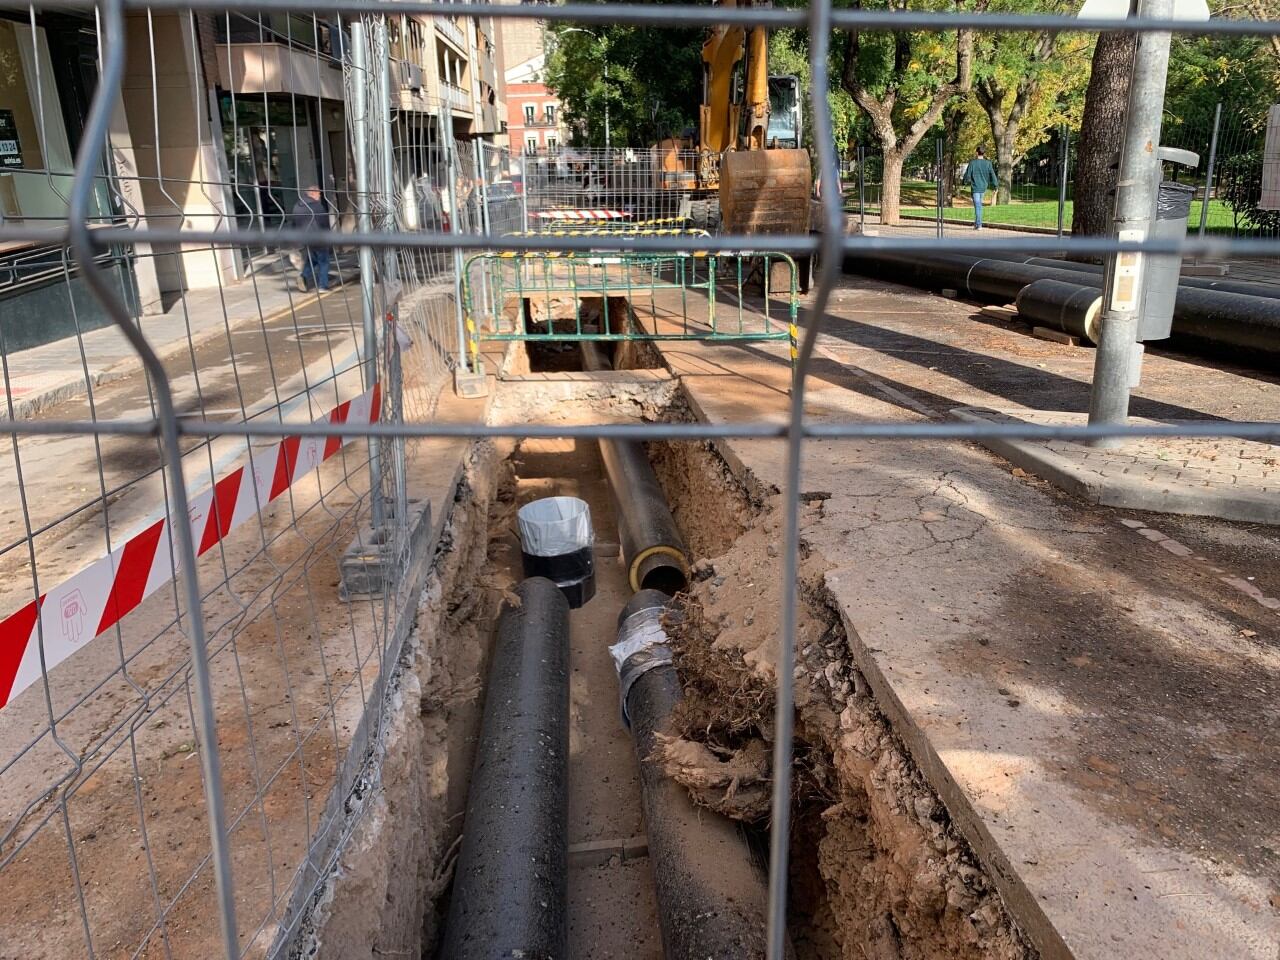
[0,3,1279,960]
[461,250,800,369]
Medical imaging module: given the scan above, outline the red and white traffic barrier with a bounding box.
[0,384,380,711]
[533,209,629,221]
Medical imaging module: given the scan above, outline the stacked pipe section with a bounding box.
[610,590,775,958]
[440,577,570,959]
[842,250,1280,360]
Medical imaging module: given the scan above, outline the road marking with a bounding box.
[1117,518,1280,616]
[815,342,939,418]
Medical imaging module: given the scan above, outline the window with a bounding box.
[544,104,557,125]
[526,136,538,155]
[523,105,536,125]
[546,136,558,153]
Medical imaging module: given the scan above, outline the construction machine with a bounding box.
[654,0,812,240]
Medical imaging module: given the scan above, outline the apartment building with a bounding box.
[496,0,567,154]
[506,55,566,155]
[0,6,507,349]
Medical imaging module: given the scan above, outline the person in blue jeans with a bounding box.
[291,184,332,291]
[962,146,999,230]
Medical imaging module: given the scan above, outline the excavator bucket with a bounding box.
[718,148,812,236]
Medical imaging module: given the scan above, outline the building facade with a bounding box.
[0,6,509,352]
[504,54,566,156]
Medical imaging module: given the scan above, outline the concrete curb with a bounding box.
[951,406,1280,525]
[6,286,332,422]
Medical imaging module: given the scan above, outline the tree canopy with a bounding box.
[544,15,704,147]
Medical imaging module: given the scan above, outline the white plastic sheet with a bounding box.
[517,496,593,557]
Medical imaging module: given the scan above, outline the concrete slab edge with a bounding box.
[824,594,1074,960]
[951,408,1280,526]
[674,390,1072,958]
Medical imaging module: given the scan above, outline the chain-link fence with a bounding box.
[1,2,1279,960]
[849,102,1279,240]
[0,8,501,957]
[519,146,723,229]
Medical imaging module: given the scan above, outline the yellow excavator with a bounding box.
[655,0,812,239]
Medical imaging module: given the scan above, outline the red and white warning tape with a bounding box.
[533,209,629,221]
[0,384,380,711]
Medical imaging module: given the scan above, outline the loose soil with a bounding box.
[651,438,1037,960]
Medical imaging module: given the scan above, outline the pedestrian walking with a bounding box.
[961,145,999,230]
[291,184,332,291]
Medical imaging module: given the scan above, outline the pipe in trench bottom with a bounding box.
[582,343,691,595]
[440,577,570,960]
[612,590,778,959]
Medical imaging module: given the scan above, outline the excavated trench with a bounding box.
[308,312,1038,959]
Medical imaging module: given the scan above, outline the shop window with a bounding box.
[0,19,80,221]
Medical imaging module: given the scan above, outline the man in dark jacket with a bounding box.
[961,146,999,230]
[291,184,332,291]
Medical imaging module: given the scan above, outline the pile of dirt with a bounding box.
[663,496,1035,960]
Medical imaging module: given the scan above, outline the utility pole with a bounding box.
[1085,0,1175,447]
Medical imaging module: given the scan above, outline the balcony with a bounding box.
[522,116,560,129]
[442,82,471,113]
[435,16,466,50]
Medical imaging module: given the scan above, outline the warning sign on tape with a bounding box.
[0,383,380,711]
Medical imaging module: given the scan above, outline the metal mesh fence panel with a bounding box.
[0,3,1278,960]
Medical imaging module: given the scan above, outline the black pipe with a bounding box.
[843,250,1280,359]
[614,590,775,959]
[600,438,691,594]
[1016,256,1280,300]
[440,577,570,960]
[580,342,691,594]
[1015,279,1103,343]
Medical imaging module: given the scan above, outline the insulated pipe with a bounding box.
[599,438,691,594]
[1014,256,1280,301]
[843,250,1280,359]
[582,342,691,593]
[1015,279,1104,343]
[440,577,570,960]
[583,339,690,594]
[612,591,774,959]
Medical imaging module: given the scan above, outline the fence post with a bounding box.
[1057,124,1069,238]
[1087,0,1175,446]
[441,107,471,376]
[376,17,407,525]
[1198,101,1222,239]
[475,138,492,321]
[350,17,384,528]
[858,144,865,233]
[935,137,944,238]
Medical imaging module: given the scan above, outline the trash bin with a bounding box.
[1139,180,1197,341]
[517,496,596,609]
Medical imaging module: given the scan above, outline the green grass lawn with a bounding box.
[844,178,1241,233]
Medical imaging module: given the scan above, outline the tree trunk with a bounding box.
[1072,32,1136,244]
[995,130,1015,205]
[880,150,905,225]
[942,107,964,206]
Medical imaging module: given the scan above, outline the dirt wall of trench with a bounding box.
[650,438,1037,960]
[288,441,506,959]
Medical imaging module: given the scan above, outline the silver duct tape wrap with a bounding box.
[610,605,674,727]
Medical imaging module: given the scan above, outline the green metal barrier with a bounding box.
[461,250,800,374]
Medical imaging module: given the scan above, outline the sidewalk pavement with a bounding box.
[954,407,1280,525]
[1,258,353,421]
[636,273,1280,960]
